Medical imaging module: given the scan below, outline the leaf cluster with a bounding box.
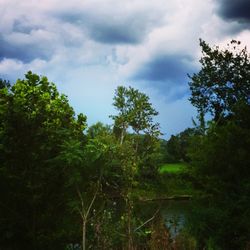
[189,39,250,121]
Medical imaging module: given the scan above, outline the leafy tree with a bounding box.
[0,71,86,249]
[162,128,196,163]
[58,120,140,249]
[87,122,112,140]
[165,135,182,162]
[188,40,250,249]
[0,73,163,249]
[0,78,11,89]
[111,86,161,181]
[189,39,250,121]
[111,86,160,146]
[57,138,107,250]
[110,86,163,249]
[189,103,250,249]
[136,133,162,179]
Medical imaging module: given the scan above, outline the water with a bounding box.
[160,200,190,237]
[135,199,191,237]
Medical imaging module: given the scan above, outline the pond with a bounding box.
[136,199,191,238]
[160,200,191,237]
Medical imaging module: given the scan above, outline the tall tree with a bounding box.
[0,71,86,249]
[111,86,160,147]
[110,86,162,248]
[189,39,250,121]
[188,41,250,249]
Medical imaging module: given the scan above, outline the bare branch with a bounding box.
[134,209,160,232]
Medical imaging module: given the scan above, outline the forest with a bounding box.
[0,40,249,250]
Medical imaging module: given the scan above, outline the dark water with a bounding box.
[135,200,191,237]
[160,200,190,237]
[66,200,191,249]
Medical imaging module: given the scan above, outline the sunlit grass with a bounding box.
[159,162,188,174]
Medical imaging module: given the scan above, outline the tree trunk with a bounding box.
[120,128,125,145]
[127,198,133,250]
[82,219,86,250]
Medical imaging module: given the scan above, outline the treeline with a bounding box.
[162,40,250,249]
[0,39,250,249]
[0,75,163,249]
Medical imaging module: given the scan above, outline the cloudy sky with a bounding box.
[1,0,250,137]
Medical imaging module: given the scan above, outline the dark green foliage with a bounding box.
[189,107,250,249]
[111,86,162,182]
[111,86,160,144]
[0,72,86,249]
[189,39,250,121]
[87,122,112,140]
[134,133,162,180]
[188,40,250,249]
[162,128,196,163]
[0,78,11,89]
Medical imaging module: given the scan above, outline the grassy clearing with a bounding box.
[158,162,194,196]
[159,162,188,174]
[133,163,194,200]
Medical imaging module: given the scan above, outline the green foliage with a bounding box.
[135,133,162,179]
[108,87,164,248]
[111,86,162,183]
[111,86,160,144]
[188,40,250,249]
[162,128,196,163]
[159,163,187,174]
[189,39,250,121]
[0,71,196,249]
[87,122,112,140]
[0,72,86,249]
[0,78,11,89]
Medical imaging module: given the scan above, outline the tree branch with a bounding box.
[133,209,160,232]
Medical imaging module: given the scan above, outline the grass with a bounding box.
[132,162,194,200]
[158,162,194,196]
[159,162,188,174]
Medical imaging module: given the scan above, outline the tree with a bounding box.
[189,39,250,121]
[110,86,162,249]
[161,128,196,163]
[188,41,250,249]
[87,122,112,140]
[111,86,162,181]
[0,71,86,249]
[57,138,107,250]
[188,104,250,249]
[0,78,11,89]
[111,86,160,146]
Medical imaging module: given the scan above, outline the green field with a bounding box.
[159,162,188,174]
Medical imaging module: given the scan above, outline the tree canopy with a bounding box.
[0,72,86,249]
[189,39,250,121]
[111,86,160,144]
[0,38,249,249]
[188,40,250,249]
[0,73,163,249]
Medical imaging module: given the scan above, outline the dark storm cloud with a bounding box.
[133,55,194,83]
[218,0,250,23]
[87,22,144,44]
[132,54,197,101]
[59,10,160,45]
[0,35,51,63]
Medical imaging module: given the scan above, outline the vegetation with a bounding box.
[187,39,250,249]
[160,128,198,164]
[0,38,249,249]
[159,162,187,174]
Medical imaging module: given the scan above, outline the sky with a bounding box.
[0,0,250,138]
